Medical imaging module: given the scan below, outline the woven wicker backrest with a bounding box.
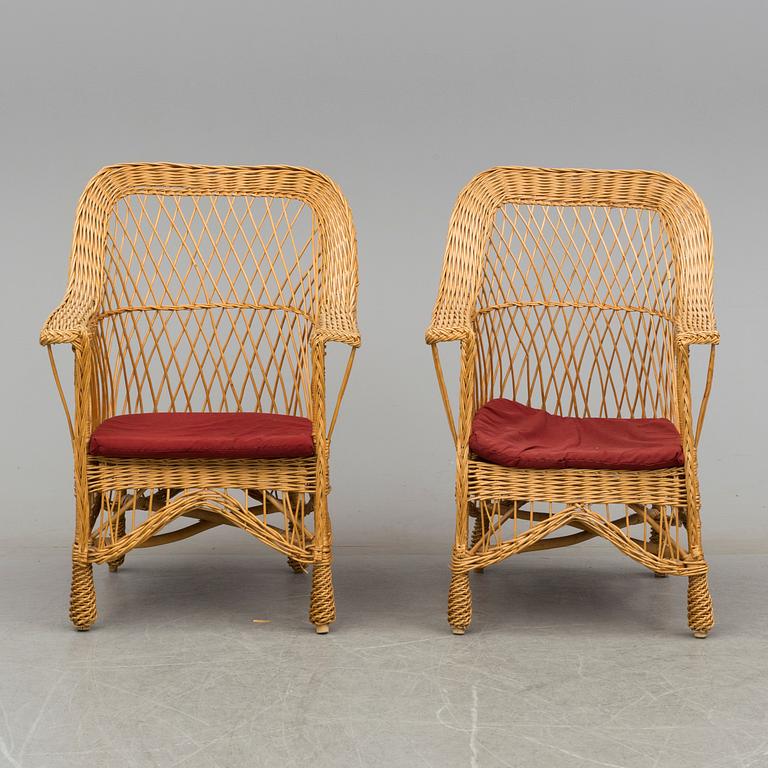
[68,164,357,418]
[438,168,716,421]
[478,202,676,418]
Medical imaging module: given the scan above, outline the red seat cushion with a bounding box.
[89,412,315,460]
[469,399,684,471]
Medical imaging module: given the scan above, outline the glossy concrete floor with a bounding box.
[0,541,766,768]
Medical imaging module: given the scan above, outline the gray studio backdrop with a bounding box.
[1,0,765,554]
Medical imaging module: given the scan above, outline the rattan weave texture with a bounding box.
[41,163,360,632]
[427,167,717,637]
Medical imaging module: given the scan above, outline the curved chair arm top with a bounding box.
[40,163,361,347]
[40,290,98,346]
[426,166,719,347]
[425,174,497,345]
[675,328,720,347]
[40,168,114,346]
[313,310,361,347]
[311,174,360,347]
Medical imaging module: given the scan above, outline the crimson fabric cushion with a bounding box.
[469,399,684,471]
[88,412,315,460]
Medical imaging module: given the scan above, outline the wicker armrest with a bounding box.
[425,320,473,345]
[675,327,720,346]
[40,292,97,346]
[425,284,476,344]
[305,173,360,349]
[425,173,495,346]
[424,236,479,345]
[312,310,361,348]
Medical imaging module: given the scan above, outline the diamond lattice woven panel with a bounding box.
[98,194,318,415]
[477,204,676,418]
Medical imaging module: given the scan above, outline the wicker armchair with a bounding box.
[41,163,360,633]
[427,167,718,637]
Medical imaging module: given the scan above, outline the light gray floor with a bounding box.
[0,540,766,768]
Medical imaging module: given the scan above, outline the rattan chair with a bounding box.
[41,163,360,633]
[426,167,718,637]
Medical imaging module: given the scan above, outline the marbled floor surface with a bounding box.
[0,542,766,768]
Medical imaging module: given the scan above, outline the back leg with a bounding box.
[108,511,126,572]
[286,506,308,574]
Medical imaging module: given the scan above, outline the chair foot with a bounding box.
[108,555,125,573]
[688,573,714,637]
[653,571,668,578]
[474,567,485,574]
[314,623,330,635]
[287,557,306,574]
[70,560,97,631]
[448,571,472,634]
[309,563,336,629]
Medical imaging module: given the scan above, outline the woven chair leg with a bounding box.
[108,513,126,572]
[309,563,335,634]
[687,573,714,638]
[448,571,472,635]
[70,560,97,631]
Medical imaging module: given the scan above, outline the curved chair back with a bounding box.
[433,167,715,420]
[58,163,357,418]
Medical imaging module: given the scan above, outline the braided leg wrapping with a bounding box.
[309,563,336,628]
[108,513,126,572]
[448,571,472,633]
[70,560,97,631]
[687,573,714,637]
